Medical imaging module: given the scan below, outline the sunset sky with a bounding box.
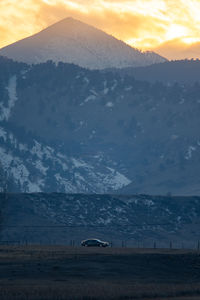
[1,0,200,59]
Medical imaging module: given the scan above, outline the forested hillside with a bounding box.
[0,57,200,194]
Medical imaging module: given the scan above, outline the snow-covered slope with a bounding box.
[0,126,131,193]
[0,18,166,69]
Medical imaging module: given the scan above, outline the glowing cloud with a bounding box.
[1,0,200,59]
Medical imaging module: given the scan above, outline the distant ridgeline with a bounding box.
[115,59,200,84]
[1,56,200,195]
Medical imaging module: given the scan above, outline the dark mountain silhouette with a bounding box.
[115,59,200,83]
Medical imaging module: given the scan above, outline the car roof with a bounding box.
[82,239,101,242]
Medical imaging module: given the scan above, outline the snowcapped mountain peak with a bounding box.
[0,18,166,69]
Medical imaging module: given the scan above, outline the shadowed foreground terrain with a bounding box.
[0,246,200,299]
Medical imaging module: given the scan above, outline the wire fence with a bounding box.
[1,223,200,249]
[0,238,199,250]
[0,241,199,250]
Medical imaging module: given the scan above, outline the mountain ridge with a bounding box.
[0,17,166,69]
[111,59,200,83]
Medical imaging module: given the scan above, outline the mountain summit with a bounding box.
[0,18,166,69]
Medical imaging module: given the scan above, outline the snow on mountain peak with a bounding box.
[0,17,166,69]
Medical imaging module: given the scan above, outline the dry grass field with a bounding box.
[0,246,200,299]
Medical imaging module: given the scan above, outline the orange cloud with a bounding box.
[1,0,200,59]
[0,1,43,47]
[153,38,200,60]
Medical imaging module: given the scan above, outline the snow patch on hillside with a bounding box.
[0,76,18,121]
[185,146,196,160]
[55,174,78,193]
[106,167,131,190]
[0,127,7,141]
[0,146,42,192]
[82,94,97,105]
[106,102,114,108]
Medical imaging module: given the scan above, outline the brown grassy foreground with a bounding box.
[0,246,200,299]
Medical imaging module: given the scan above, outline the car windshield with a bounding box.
[90,240,98,243]
[85,239,99,244]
